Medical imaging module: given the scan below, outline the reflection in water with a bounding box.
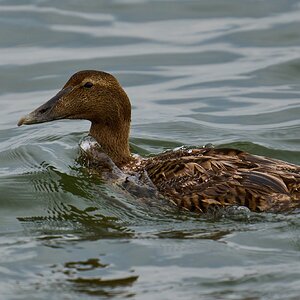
[65,258,108,271]
[69,274,138,297]
[154,229,231,240]
[25,256,138,298]
[18,203,134,241]
[54,258,138,298]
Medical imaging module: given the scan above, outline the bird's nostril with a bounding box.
[39,107,49,114]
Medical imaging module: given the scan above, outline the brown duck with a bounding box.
[18,70,300,213]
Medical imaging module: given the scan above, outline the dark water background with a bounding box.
[0,1,300,299]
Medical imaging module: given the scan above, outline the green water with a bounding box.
[0,0,300,299]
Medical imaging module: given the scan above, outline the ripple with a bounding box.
[1,0,300,299]
[0,5,114,22]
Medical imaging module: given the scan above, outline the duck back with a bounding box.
[140,148,300,212]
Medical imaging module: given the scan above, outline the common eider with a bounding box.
[18,70,300,213]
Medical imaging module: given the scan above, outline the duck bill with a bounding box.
[17,87,72,126]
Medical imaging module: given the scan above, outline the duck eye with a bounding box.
[83,82,93,88]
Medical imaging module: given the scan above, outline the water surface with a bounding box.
[0,0,300,299]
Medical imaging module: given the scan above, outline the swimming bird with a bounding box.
[18,70,300,213]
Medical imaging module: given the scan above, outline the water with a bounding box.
[0,0,300,299]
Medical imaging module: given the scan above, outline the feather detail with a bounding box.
[126,147,300,213]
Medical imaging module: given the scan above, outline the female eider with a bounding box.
[18,70,300,213]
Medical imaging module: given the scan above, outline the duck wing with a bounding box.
[143,148,300,212]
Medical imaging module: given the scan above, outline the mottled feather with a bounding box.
[127,147,300,213]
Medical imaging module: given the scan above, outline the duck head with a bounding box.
[18,70,132,166]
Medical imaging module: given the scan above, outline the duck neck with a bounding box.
[89,122,132,167]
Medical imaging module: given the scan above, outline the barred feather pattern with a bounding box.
[128,148,300,213]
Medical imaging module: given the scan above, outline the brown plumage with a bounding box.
[134,147,300,212]
[18,70,300,213]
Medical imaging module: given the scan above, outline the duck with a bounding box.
[18,70,300,213]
